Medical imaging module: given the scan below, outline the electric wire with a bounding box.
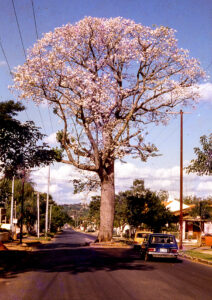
[0,36,30,120]
[0,39,12,75]
[30,0,55,134]
[11,0,27,59]
[11,0,47,134]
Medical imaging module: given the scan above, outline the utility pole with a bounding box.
[14,199,17,240]
[166,110,190,250]
[37,192,40,238]
[179,110,183,250]
[20,170,25,244]
[49,204,53,232]
[10,176,15,234]
[45,166,50,237]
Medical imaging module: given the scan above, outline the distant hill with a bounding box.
[61,203,89,219]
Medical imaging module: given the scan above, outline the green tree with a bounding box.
[0,100,59,177]
[88,195,129,230]
[0,179,11,207]
[88,180,176,233]
[88,196,101,228]
[183,196,212,221]
[186,134,212,176]
[190,200,212,220]
[50,205,73,232]
[125,180,176,232]
[114,194,128,229]
[183,195,202,205]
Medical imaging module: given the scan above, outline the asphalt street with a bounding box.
[0,228,212,300]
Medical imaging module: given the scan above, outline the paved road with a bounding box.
[0,228,212,300]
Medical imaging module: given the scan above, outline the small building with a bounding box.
[164,197,212,241]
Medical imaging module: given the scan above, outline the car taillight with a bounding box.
[171,249,178,253]
[148,248,156,252]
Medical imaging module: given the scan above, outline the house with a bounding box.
[164,197,212,241]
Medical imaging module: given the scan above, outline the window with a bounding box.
[151,236,174,244]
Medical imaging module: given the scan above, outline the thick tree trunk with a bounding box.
[98,161,115,242]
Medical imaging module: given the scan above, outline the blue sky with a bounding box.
[0,0,212,203]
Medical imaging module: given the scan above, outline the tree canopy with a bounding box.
[186,134,212,176]
[0,101,59,177]
[13,17,205,241]
[120,180,176,232]
[88,180,177,232]
[1,177,73,233]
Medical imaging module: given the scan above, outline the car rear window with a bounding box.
[136,233,149,238]
[150,236,175,244]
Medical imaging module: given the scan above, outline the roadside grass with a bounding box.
[184,250,212,262]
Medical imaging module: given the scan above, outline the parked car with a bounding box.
[140,233,179,261]
[133,230,152,249]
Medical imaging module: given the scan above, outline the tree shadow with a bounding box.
[0,245,155,280]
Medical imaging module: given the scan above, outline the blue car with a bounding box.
[140,233,179,261]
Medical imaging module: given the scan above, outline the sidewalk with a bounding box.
[179,244,212,266]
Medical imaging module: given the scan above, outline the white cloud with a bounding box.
[44,132,57,145]
[115,161,212,199]
[197,82,212,102]
[30,161,212,205]
[197,181,212,192]
[31,163,94,204]
[0,61,6,67]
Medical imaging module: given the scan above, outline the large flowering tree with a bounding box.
[14,17,204,241]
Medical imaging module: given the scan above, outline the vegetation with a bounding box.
[120,180,177,232]
[0,179,11,207]
[50,205,74,232]
[88,196,101,228]
[0,177,73,234]
[186,134,212,176]
[0,101,59,178]
[184,196,212,220]
[184,250,212,262]
[87,179,177,233]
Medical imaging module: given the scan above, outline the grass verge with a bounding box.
[184,250,212,262]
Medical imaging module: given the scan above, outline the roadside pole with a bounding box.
[166,110,190,250]
[37,192,40,238]
[20,170,25,244]
[10,176,15,236]
[45,166,50,237]
[179,110,183,250]
[49,204,53,232]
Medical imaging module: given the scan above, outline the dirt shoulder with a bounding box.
[2,233,61,252]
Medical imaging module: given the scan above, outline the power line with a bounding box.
[11,0,47,134]
[0,36,30,120]
[11,0,27,59]
[30,0,55,133]
[30,0,39,40]
[0,39,12,75]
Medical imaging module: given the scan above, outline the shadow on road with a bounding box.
[0,246,155,280]
[0,229,183,281]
